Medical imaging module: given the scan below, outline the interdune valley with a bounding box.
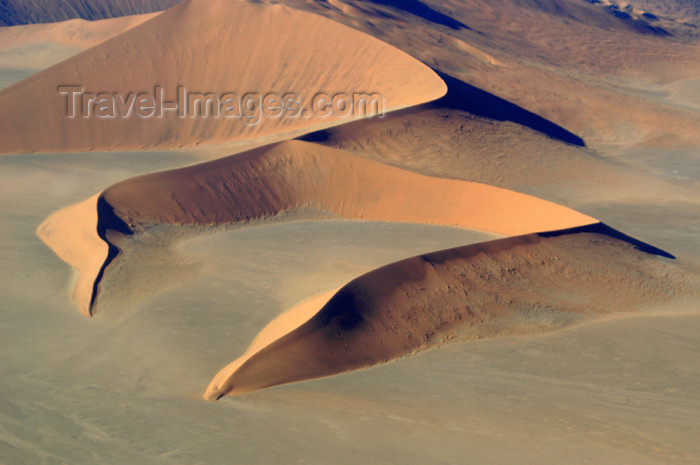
[1,0,700,464]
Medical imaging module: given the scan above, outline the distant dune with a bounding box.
[205,223,689,399]
[290,0,700,148]
[0,13,160,88]
[38,140,596,316]
[0,0,179,26]
[0,13,159,49]
[0,0,446,154]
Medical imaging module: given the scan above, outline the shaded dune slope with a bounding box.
[301,71,587,148]
[289,0,700,148]
[38,140,597,316]
[205,223,688,399]
[0,0,445,154]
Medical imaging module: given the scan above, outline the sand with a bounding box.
[289,0,700,149]
[0,13,159,49]
[0,0,446,154]
[0,13,159,89]
[204,224,697,398]
[3,151,697,463]
[36,195,108,317]
[0,0,178,25]
[2,0,700,462]
[38,139,597,316]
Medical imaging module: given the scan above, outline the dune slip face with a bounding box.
[0,0,446,154]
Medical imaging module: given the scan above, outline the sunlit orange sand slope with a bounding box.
[0,0,445,154]
[38,140,596,316]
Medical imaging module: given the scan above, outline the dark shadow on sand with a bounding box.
[540,222,676,259]
[436,72,586,147]
[364,0,469,30]
[299,72,586,147]
[90,196,133,313]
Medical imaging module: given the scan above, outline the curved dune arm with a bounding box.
[204,223,679,399]
[36,194,107,317]
[37,140,597,316]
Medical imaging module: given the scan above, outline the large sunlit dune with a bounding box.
[0,0,446,154]
[37,140,597,316]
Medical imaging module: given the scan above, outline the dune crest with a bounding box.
[100,140,596,234]
[204,224,686,399]
[0,0,446,154]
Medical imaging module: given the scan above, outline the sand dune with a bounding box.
[3,0,699,461]
[36,195,107,316]
[0,0,178,26]
[0,13,159,49]
[100,140,596,233]
[288,0,700,149]
[36,194,132,316]
[37,139,689,400]
[204,223,689,399]
[0,0,445,154]
[38,140,596,316]
[0,13,160,88]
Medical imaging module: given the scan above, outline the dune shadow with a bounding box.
[364,0,469,30]
[603,6,671,35]
[435,72,586,147]
[539,222,676,259]
[90,196,133,313]
[299,73,587,147]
